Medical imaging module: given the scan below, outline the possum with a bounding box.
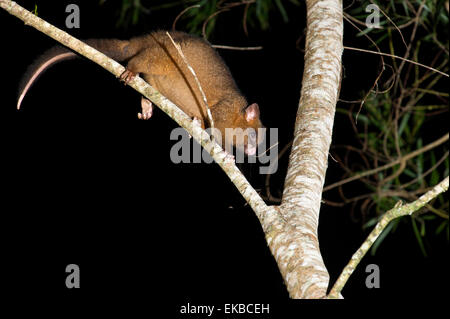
[17,30,264,155]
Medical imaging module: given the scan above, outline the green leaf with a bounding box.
[421,214,436,221]
[256,0,270,30]
[357,28,375,37]
[371,220,395,256]
[411,111,427,138]
[401,0,409,16]
[355,114,369,124]
[403,168,418,179]
[435,220,448,235]
[364,216,379,229]
[412,217,428,257]
[416,138,424,186]
[398,111,411,139]
[430,151,439,186]
[132,6,139,24]
[274,0,289,23]
[391,217,401,232]
[420,219,426,236]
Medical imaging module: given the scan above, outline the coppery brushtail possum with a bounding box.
[18,30,263,155]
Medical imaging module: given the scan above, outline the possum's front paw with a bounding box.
[188,117,203,138]
[138,97,153,120]
[192,117,203,128]
[119,69,136,85]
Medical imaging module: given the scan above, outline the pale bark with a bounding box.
[1,0,344,298]
[275,0,344,298]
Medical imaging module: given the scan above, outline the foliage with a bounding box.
[100,0,301,36]
[334,0,449,255]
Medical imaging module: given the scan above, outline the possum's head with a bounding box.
[223,103,264,156]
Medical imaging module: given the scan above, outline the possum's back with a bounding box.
[134,31,244,119]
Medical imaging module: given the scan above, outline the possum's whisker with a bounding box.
[255,141,279,158]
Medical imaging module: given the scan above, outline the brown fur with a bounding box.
[18,31,264,153]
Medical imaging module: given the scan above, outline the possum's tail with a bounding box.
[17,38,136,110]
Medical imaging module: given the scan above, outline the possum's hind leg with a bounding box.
[115,49,155,119]
[138,97,153,120]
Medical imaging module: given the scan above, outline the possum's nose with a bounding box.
[245,144,257,156]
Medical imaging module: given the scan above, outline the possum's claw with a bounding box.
[223,150,235,163]
[138,97,153,120]
[119,69,136,85]
[192,117,202,128]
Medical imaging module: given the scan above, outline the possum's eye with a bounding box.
[249,130,257,141]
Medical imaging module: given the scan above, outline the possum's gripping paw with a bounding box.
[119,69,136,85]
[192,117,202,128]
[189,117,203,138]
[223,150,235,163]
[138,97,153,120]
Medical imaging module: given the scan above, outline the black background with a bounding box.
[0,0,448,314]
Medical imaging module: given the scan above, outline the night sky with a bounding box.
[1,0,448,314]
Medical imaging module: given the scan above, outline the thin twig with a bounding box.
[172,4,201,31]
[212,44,263,50]
[343,14,386,123]
[243,2,250,36]
[343,46,449,78]
[323,133,449,192]
[370,0,407,48]
[166,32,214,130]
[202,9,228,39]
[400,151,449,189]
[394,0,427,87]
[265,140,292,203]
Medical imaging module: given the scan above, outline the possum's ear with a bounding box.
[245,103,260,122]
